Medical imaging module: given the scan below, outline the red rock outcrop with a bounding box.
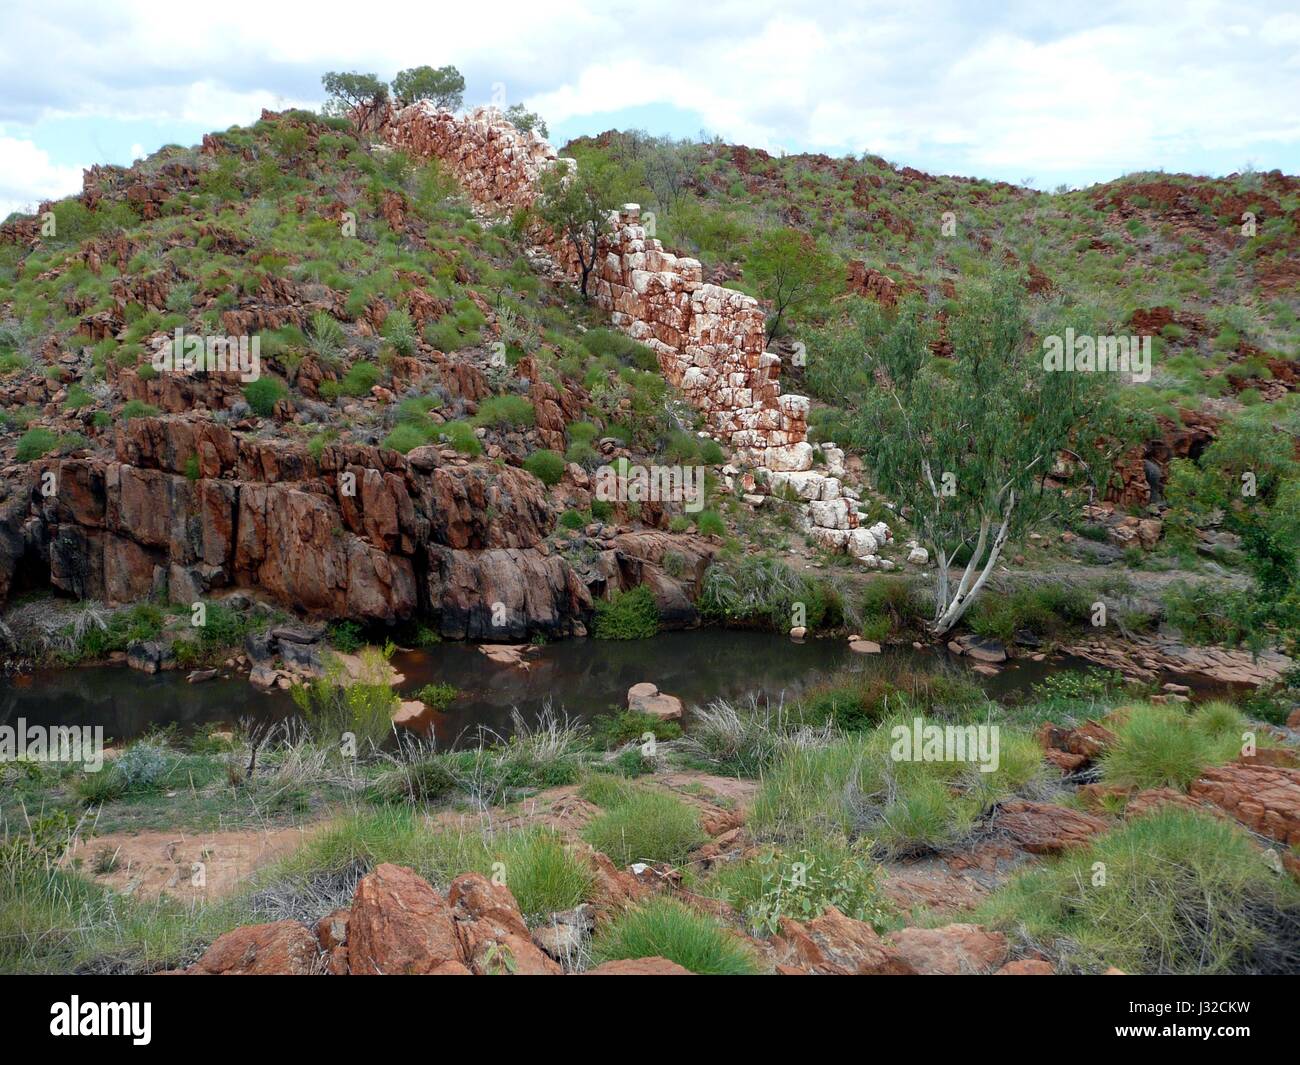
[887,924,1009,975]
[1189,763,1300,845]
[186,920,320,975]
[348,863,470,975]
[996,799,1110,854]
[770,906,916,975]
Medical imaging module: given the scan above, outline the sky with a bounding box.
[2,0,1299,219]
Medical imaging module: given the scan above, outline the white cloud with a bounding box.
[0,132,83,220]
[0,0,1296,185]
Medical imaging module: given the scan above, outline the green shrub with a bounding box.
[438,420,482,456]
[524,448,565,486]
[15,428,59,461]
[581,787,705,867]
[327,360,381,398]
[590,898,758,974]
[1099,702,1243,790]
[119,400,159,421]
[979,808,1300,974]
[243,376,285,417]
[382,423,429,454]
[472,394,534,429]
[414,682,457,711]
[705,835,892,935]
[381,309,417,356]
[591,710,682,749]
[592,585,660,640]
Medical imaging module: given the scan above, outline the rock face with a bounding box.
[1189,763,1300,845]
[0,415,713,633]
[448,873,563,975]
[771,906,916,975]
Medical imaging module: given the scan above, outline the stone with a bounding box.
[585,957,693,975]
[1189,763,1300,845]
[627,682,684,721]
[393,699,435,734]
[187,920,319,975]
[849,639,881,654]
[887,924,1009,975]
[448,873,563,975]
[907,546,929,565]
[995,958,1055,975]
[997,799,1109,854]
[348,863,469,975]
[771,906,916,975]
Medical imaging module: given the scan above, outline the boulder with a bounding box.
[887,924,1009,975]
[348,863,469,975]
[995,958,1055,975]
[771,906,916,975]
[1189,763,1300,845]
[627,682,684,722]
[584,957,693,975]
[448,873,563,975]
[187,920,319,975]
[997,799,1109,854]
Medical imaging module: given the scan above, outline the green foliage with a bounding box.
[119,400,159,421]
[592,585,660,640]
[581,787,705,867]
[391,65,464,109]
[695,509,726,536]
[854,278,1143,634]
[706,835,892,935]
[980,808,1300,974]
[15,428,59,461]
[243,376,285,417]
[745,226,840,341]
[1099,702,1246,790]
[523,448,565,486]
[290,648,398,752]
[414,682,457,712]
[591,710,682,749]
[590,897,758,975]
[472,394,534,429]
[438,420,482,456]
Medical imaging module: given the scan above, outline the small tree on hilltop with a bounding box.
[746,227,840,344]
[322,71,390,133]
[391,65,465,110]
[504,103,548,139]
[856,277,1141,635]
[537,155,638,300]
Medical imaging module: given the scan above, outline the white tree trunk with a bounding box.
[930,490,1016,636]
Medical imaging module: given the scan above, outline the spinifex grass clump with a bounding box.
[580,785,705,867]
[749,713,1046,857]
[590,897,759,975]
[979,808,1300,974]
[1099,701,1252,791]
